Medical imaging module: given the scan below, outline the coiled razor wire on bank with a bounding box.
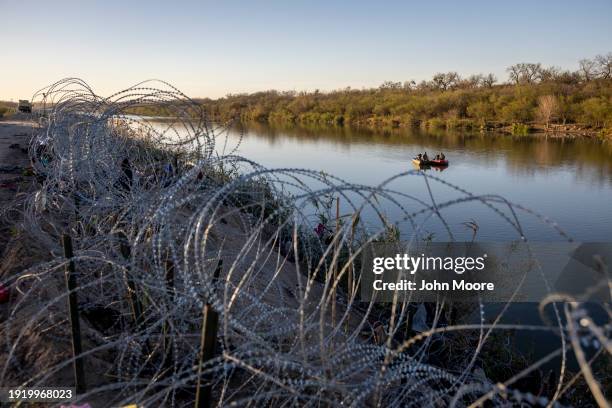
[0,78,609,407]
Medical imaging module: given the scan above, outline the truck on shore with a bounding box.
[18,100,32,113]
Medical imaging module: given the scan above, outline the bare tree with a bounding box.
[379,81,402,90]
[507,63,542,84]
[578,58,598,81]
[523,63,543,83]
[482,73,497,88]
[507,64,522,84]
[403,80,416,90]
[461,73,496,89]
[446,72,461,89]
[595,53,612,79]
[465,74,484,88]
[552,70,581,85]
[432,73,447,90]
[432,72,461,90]
[537,95,559,128]
[539,66,561,82]
[416,80,432,91]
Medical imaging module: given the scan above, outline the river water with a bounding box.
[218,122,612,242]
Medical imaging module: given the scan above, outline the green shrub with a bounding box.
[424,118,446,130]
[501,98,534,123]
[446,118,478,130]
[401,114,420,127]
[510,123,530,136]
[199,75,612,132]
[467,100,495,123]
[580,97,612,127]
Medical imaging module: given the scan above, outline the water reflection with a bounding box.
[239,121,612,182]
[222,122,612,241]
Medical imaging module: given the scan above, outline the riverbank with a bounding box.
[213,113,611,139]
[267,116,610,138]
[199,77,612,140]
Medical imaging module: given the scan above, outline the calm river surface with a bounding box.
[219,122,612,242]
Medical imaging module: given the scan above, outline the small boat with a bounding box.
[412,158,449,167]
[429,159,449,166]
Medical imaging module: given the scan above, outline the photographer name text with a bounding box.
[372,253,495,292]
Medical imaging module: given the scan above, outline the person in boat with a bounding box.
[434,154,440,160]
[440,152,445,160]
[416,153,423,161]
[423,152,429,161]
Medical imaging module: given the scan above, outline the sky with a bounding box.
[1,0,611,100]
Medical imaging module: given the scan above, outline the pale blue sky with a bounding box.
[1,0,611,100]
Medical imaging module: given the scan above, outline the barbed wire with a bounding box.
[0,78,608,407]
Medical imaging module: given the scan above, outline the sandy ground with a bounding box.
[0,120,36,205]
[0,120,37,253]
[0,120,34,161]
[0,120,125,406]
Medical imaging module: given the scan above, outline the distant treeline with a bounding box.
[3,54,611,136]
[198,53,612,135]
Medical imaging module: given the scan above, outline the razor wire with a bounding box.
[0,78,609,407]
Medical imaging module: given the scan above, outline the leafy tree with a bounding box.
[580,97,611,127]
[501,97,534,123]
[557,95,578,124]
[467,100,495,123]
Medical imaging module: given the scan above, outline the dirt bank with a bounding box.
[0,120,37,251]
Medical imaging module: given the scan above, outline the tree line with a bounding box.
[2,54,610,135]
[200,53,612,135]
